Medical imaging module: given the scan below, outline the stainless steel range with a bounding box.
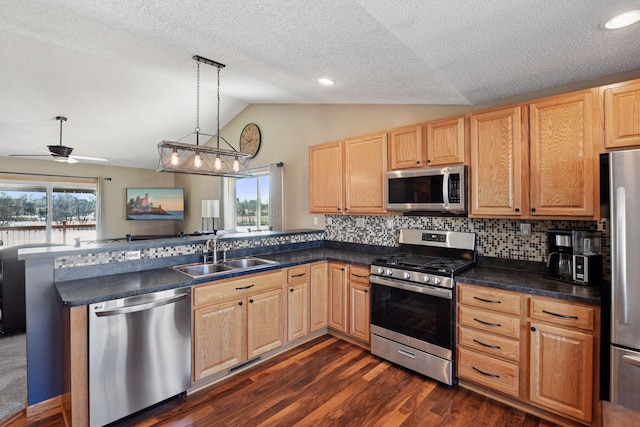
[370,229,476,385]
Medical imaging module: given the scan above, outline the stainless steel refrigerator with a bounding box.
[610,148,640,411]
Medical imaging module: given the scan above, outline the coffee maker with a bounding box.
[572,230,603,286]
[546,229,574,281]
[546,229,603,286]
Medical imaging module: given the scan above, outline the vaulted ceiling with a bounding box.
[1,0,640,169]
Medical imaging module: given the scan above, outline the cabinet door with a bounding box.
[193,299,245,381]
[247,288,284,359]
[349,281,370,343]
[310,263,328,332]
[529,322,593,422]
[344,133,388,214]
[327,263,348,333]
[309,140,343,213]
[529,90,598,217]
[426,116,466,166]
[388,125,425,170]
[604,80,640,149]
[287,282,309,342]
[470,106,527,217]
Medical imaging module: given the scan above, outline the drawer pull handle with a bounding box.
[397,348,416,359]
[474,317,501,327]
[542,309,578,320]
[235,284,255,290]
[473,339,501,349]
[473,296,501,304]
[472,366,500,378]
[291,272,306,278]
[352,273,368,278]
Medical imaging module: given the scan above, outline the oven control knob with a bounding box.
[385,269,393,276]
[433,277,442,285]
[403,272,411,279]
[377,267,385,275]
[422,275,430,282]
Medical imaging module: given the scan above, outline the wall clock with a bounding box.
[239,123,261,158]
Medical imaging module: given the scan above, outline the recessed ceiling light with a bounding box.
[318,78,335,86]
[602,10,640,29]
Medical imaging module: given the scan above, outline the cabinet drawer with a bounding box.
[193,270,284,307]
[458,305,520,339]
[287,265,309,284]
[458,326,520,362]
[529,297,595,331]
[458,283,521,315]
[349,265,370,284]
[458,347,520,397]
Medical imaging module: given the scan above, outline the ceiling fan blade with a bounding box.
[70,155,108,162]
[65,157,79,164]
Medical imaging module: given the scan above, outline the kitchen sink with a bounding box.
[221,257,278,269]
[173,257,278,278]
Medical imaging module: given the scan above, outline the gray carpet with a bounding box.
[0,333,27,424]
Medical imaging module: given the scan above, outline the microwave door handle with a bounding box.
[442,168,450,208]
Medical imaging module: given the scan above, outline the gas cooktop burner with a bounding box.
[374,252,474,274]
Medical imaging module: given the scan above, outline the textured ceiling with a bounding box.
[1,0,640,169]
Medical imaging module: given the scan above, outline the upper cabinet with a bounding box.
[529,90,599,217]
[426,116,466,166]
[470,89,600,219]
[470,106,527,217]
[388,117,466,171]
[603,79,640,149]
[309,133,388,215]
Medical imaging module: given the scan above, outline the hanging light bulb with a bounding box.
[170,148,180,166]
[214,155,222,170]
[194,151,202,168]
[233,156,240,172]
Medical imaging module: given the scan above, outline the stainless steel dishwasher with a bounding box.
[88,287,191,427]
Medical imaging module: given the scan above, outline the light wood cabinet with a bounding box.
[529,89,599,217]
[348,266,370,343]
[309,133,388,214]
[603,79,640,149]
[192,271,285,381]
[309,262,328,332]
[426,116,466,166]
[388,124,425,169]
[470,89,600,219]
[470,106,527,217]
[327,263,348,332]
[527,296,598,424]
[286,265,310,342]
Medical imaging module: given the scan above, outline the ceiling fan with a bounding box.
[10,116,108,164]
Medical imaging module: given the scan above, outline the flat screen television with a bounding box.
[126,188,185,220]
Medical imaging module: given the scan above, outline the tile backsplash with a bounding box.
[324,215,609,264]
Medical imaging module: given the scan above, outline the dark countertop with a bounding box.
[56,248,602,307]
[458,266,601,305]
[55,248,379,307]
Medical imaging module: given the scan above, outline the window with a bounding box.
[0,177,97,247]
[234,170,270,232]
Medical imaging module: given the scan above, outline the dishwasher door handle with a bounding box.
[94,293,189,317]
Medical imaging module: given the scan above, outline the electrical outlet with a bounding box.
[327,217,333,225]
[355,217,365,228]
[386,219,394,229]
[313,216,318,225]
[125,250,141,260]
[520,223,531,237]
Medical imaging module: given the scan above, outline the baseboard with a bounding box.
[26,395,61,417]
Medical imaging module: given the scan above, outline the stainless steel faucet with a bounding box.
[206,238,218,264]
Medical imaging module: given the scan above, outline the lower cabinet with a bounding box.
[286,265,310,342]
[328,263,348,332]
[456,282,600,426]
[192,270,285,381]
[328,262,370,345]
[309,262,329,332]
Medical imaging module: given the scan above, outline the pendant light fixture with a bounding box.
[157,55,252,177]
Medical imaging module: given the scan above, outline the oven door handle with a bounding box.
[370,276,452,299]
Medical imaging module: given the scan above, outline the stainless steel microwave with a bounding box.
[386,165,467,213]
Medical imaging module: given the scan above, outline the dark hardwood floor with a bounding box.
[9,336,557,426]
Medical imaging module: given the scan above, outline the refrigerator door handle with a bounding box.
[623,354,640,368]
[615,186,628,324]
